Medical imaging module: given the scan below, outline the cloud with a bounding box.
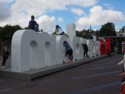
[10,0,97,16]
[0,0,97,27]
[37,15,56,32]
[66,0,97,7]
[70,8,84,16]
[0,1,11,21]
[103,3,114,10]
[0,0,124,32]
[57,17,63,23]
[76,5,125,30]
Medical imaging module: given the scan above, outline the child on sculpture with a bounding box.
[28,15,39,32]
[54,25,69,37]
[63,41,73,63]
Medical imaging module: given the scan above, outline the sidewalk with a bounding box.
[0,55,109,80]
[0,55,11,70]
[0,54,123,94]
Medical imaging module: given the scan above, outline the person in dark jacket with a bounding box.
[63,41,73,61]
[28,15,39,32]
[1,44,9,68]
[82,43,89,58]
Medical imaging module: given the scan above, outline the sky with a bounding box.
[0,0,125,32]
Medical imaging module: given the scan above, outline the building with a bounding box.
[119,26,125,36]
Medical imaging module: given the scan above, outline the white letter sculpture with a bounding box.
[11,24,100,72]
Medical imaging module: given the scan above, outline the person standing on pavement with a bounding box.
[1,44,9,68]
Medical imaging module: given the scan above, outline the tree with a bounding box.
[0,27,4,41]
[99,22,116,36]
[0,25,22,41]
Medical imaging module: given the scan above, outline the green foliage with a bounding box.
[76,31,83,38]
[76,29,96,39]
[99,22,116,36]
[0,25,22,41]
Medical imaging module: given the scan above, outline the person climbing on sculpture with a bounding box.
[28,15,39,32]
[81,43,89,58]
[63,41,73,63]
[53,25,69,37]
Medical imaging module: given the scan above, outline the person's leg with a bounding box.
[60,32,65,35]
[84,51,88,58]
[86,51,89,58]
[65,50,68,57]
[70,49,73,60]
[66,50,72,62]
[35,25,39,32]
[84,51,86,57]
[85,52,88,58]
[66,50,70,60]
[69,49,73,60]
[2,57,6,66]
[60,32,69,37]
[121,84,125,94]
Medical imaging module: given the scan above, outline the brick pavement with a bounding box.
[0,54,123,94]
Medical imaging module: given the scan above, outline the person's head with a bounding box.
[31,15,34,20]
[56,25,61,29]
[63,41,68,45]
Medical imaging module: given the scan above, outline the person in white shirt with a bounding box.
[54,25,69,37]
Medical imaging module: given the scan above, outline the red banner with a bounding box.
[99,38,111,55]
[106,38,111,54]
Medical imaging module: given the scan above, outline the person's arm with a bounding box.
[58,28,65,35]
[65,52,67,56]
[36,21,38,26]
[63,44,67,56]
[34,21,38,27]
[34,21,39,32]
[118,72,125,77]
[117,59,125,66]
[55,28,58,35]
[28,21,31,28]
[1,47,4,56]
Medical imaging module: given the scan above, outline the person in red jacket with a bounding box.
[120,74,125,94]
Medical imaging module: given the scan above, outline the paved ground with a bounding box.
[0,54,124,94]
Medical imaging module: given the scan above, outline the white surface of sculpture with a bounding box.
[11,24,100,72]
